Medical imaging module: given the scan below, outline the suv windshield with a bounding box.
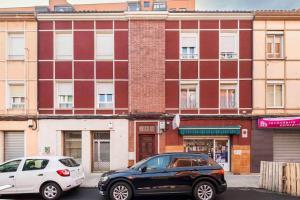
[59,158,80,167]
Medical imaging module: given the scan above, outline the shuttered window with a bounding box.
[56,82,73,109]
[9,84,25,109]
[220,32,238,59]
[180,32,198,59]
[97,82,114,109]
[266,32,284,59]
[55,32,73,60]
[96,33,114,60]
[274,133,300,163]
[8,33,25,60]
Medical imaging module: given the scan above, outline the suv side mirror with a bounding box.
[140,166,147,173]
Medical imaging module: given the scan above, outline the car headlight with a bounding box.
[100,176,109,182]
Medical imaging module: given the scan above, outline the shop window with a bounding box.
[55,32,73,60]
[64,132,82,164]
[220,83,238,108]
[96,33,114,60]
[97,82,114,109]
[180,82,198,109]
[220,32,238,59]
[8,33,25,60]
[56,82,73,109]
[266,32,284,59]
[266,81,284,108]
[180,32,198,59]
[8,83,25,109]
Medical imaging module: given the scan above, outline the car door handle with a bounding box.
[38,174,43,176]
[8,176,14,178]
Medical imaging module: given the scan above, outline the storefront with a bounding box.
[252,117,300,172]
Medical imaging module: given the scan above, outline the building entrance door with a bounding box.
[93,132,110,172]
[139,135,155,161]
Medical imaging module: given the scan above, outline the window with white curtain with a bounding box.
[266,33,284,59]
[220,83,238,108]
[220,32,238,59]
[8,33,25,60]
[97,82,114,109]
[266,82,284,108]
[180,83,198,109]
[180,32,198,59]
[56,82,73,109]
[96,33,114,60]
[55,32,73,60]
[9,84,25,109]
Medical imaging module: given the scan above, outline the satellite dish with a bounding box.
[172,114,180,130]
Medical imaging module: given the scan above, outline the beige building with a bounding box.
[0,13,38,163]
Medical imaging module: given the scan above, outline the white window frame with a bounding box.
[266,81,284,108]
[220,81,238,109]
[7,82,25,110]
[220,31,238,60]
[7,32,25,60]
[266,32,284,59]
[127,2,140,11]
[180,81,199,109]
[56,81,73,109]
[180,32,199,60]
[55,32,73,60]
[96,82,114,109]
[95,32,114,60]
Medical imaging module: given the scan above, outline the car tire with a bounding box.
[193,181,216,200]
[109,182,132,200]
[40,182,62,200]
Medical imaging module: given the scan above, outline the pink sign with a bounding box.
[258,117,300,128]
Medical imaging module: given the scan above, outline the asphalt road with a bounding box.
[1,188,299,200]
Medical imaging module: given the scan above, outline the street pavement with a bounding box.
[1,188,299,200]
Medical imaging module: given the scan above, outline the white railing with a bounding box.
[181,54,198,59]
[220,52,237,59]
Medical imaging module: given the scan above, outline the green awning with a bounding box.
[179,126,241,136]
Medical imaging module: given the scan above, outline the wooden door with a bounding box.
[139,134,155,161]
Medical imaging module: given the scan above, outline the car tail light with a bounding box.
[57,169,70,177]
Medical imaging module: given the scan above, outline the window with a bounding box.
[143,156,171,171]
[0,160,21,173]
[64,132,82,164]
[180,32,198,59]
[8,33,24,60]
[56,82,73,109]
[267,33,284,59]
[22,159,49,171]
[97,82,114,109]
[267,82,284,108]
[220,83,238,108]
[59,158,80,167]
[55,32,73,60]
[180,83,198,109]
[143,1,150,7]
[153,2,167,11]
[9,84,25,109]
[96,33,114,60]
[128,2,140,11]
[220,32,238,59]
[54,5,73,12]
[170,157,192,168]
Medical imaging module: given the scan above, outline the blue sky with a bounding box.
[0,0,299,10]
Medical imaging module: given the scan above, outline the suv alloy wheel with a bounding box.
[194,181,216,200]
[110,182,132,200]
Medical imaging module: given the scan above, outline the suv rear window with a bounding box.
[59,158,80,167]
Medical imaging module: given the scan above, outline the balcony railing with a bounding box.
[220,52,237,59]
[11,103,25,109]
[181,54,198,59]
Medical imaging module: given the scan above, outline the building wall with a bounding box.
[0,19,38,115]
[38,119,129,173]
[165,19,252,115]
[129,20,165,113]
[38,20,129,115]
[253,20,300,115]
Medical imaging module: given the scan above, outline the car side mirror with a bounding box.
[140,166,147,173]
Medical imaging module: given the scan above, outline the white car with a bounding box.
[0,156,85,200]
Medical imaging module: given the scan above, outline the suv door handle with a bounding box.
[9,175,14,178]
[38,174,43,176]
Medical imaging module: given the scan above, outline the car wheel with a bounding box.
[193,181,216,200]
[109,182,132,200]
[40,182,62,200]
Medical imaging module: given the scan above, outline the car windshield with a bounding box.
[130,157,151,169]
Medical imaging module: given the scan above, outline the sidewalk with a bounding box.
[81,172,260,188]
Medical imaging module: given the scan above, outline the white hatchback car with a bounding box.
[0,156,85,200]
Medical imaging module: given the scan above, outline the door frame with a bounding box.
[135,121,159,162]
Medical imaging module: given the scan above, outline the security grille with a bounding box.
[4,132,24,161]
[93,132,110,171]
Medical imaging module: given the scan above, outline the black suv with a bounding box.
[98,153,227,200]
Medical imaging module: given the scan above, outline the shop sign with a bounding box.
[258,117,300,128]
